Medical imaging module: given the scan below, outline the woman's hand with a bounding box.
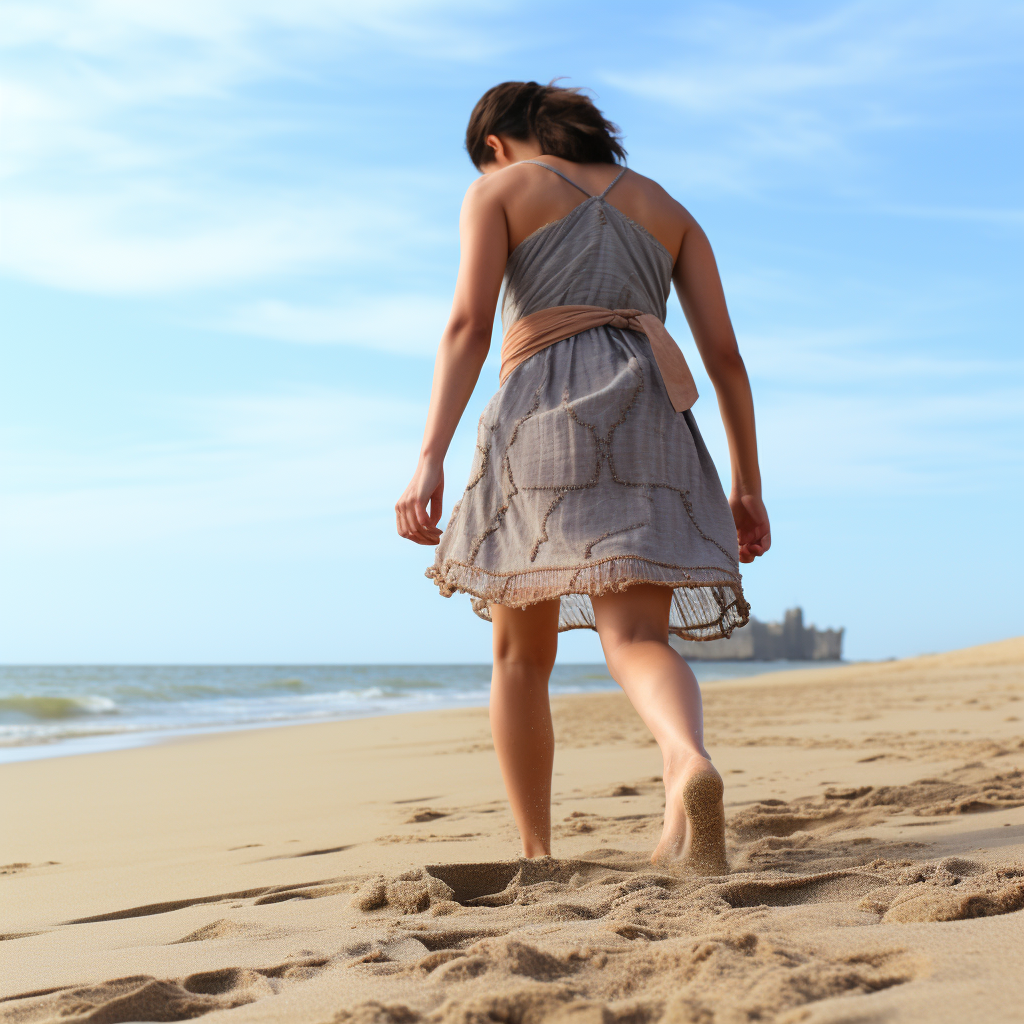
[731,490,771,563]
[396,456,444,545]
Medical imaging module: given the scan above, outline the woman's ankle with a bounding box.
[662,748,712,785]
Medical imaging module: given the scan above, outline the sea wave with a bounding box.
[0,694,118,720]
[257,677,309,692]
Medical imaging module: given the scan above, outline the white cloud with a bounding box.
[224,295,456,355]
[606,1,1024,182]
[681,321,1024,497]
[0,390,426,548]
[0,186,422,292]
[753,386,1024,498]
[878,205,1024,228]
[0,0,498,55]
[0,0,484,294]
[738,330,1024,386]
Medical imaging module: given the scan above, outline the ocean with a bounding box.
[0,661,830,764]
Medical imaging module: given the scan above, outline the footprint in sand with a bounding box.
[405,809,450,823]
[334,855,942,1022]
[0,958,332,1024]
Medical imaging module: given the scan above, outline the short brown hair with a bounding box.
[465,81,626,170]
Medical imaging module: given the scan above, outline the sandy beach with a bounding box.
[3,638,1024,1023]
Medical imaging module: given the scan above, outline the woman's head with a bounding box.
[465,81,626,171]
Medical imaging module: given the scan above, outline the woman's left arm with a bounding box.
[395,177,509,545]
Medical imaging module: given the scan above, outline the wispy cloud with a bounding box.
[877,205,1024,227]
[0,190,423,293]
[0,0,486,294]
[752,387,1024,498]
[683,321,1024,497]
[0,0,503,62]
[224,295,456,355]
[0,183,440,292]
[607,1,1024,188]
[738,330,1024,386]
[0,389,424,549]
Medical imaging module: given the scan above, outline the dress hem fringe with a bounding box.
[426,555,749,642]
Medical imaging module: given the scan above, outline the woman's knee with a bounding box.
[490,600,559,675]
[492,630,557,675]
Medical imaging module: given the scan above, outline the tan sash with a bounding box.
[499,305,698,413]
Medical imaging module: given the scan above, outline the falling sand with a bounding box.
[3,638,1024,1023]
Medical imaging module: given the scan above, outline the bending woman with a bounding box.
[396,81,770,874]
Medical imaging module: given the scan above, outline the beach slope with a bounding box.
[3,638,1024,1023]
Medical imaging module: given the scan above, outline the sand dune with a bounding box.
[2,638,1023,1022]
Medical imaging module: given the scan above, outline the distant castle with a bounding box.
[671,607,844,661]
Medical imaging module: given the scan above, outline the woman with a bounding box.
[396,81,770,874]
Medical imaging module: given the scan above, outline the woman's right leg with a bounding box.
[488,599,560,859]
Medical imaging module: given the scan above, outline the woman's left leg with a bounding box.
[592,584,727,874]
[488,598,561,858]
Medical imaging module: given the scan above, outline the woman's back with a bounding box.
[484,156,688,257]
[501,160,675,329]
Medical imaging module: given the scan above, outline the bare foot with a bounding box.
[651,755,727,875]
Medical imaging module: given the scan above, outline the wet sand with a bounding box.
[3,637,1023,1023]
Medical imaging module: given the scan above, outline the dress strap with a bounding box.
[599,167,627,198]
[523,160,592,197]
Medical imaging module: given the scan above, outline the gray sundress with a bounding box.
[426,162,749,640]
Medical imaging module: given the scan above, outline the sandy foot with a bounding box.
[652,757,728,875]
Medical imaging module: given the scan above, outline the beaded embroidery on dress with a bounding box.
[426,163,749,640]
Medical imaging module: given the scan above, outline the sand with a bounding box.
[3,637,1024,1023]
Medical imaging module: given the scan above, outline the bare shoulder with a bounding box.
[462,171,500,209]
[459,174,517,245]
[619,169,700,262]
[463,162,537,205]
[625,169,698,229]
[460,162,568,251]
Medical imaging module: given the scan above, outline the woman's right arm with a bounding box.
[672,220,771,563]
[395,178,509,546]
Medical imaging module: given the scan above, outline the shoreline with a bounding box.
[0,659,852,765]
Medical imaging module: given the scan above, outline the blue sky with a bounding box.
[1,0,1021,663]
